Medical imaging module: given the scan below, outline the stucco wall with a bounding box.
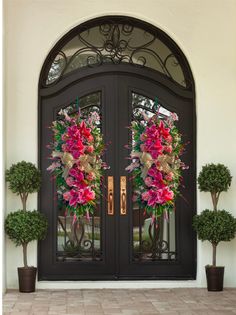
[4,0,236,289]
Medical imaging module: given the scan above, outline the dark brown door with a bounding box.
[38,67,196,280]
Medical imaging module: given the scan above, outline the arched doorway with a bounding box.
[38,16,196,280]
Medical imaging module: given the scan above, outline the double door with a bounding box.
[39,70,196,280]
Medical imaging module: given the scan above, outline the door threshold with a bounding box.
[37,280,199,290]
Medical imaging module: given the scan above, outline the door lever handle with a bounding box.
[120,176,127,215]
[107,176,114,215]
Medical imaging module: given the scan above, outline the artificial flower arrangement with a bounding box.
[126,109,187,220]
[47,108,107,220]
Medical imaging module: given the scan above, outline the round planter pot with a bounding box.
[18,267,37,293]
[205,266,224,291]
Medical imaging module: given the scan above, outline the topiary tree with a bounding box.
[198,163,232,211]
[6,161,41,211]
[195,163,234,268]
[5,210,48,267]
[193,209,236,266]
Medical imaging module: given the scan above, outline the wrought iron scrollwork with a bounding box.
[44,19,189,88]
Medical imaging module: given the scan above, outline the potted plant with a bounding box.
[5,161,48,292]
[193,163,236,291]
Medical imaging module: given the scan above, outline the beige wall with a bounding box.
[4,0,236,288]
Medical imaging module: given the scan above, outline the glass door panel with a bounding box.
[55,92,103,262]
[131,93,176,262]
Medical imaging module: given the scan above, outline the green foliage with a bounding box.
[6,161,41,195]
[198,163,232,193]
[5,210,48,246]
[193,209,236,245]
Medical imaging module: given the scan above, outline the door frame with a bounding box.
[38,65,196,280]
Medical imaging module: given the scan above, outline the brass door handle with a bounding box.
[120,176,127,215]
[107,176,114,215]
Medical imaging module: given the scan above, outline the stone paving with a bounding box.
[3,288,236,315]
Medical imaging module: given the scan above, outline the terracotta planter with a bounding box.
[18,267,37,293]
[205,266,224,291]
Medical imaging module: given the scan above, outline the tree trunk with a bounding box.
[212,243,217,266]
[22,243,28,268]
[211,192,218,211]
[22,193,27,211]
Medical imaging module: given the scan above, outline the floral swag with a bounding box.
[126,110,187,220]
[47,109,107,220]
[47,104,187,222]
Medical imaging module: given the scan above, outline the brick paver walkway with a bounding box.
[3,288,236,314]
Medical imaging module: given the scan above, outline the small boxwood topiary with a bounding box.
[197,163,232,210]
[193,209,236,266]
[5,210,48,267]
[6,161,41,211]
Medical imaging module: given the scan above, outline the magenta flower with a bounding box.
[69,189,80,206]
[146,189,159,206]
[158,186,174,203]
[158,120,170,140]
[82,187,95,202]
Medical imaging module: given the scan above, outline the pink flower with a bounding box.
[144,177,153,187]
[86,172,95,181]
[63,191,70,201]
[66,177,75,187]
[165,172,174,181]
[77,140,84,152]
[86,145,94,153]
[67,125,80,138]
[146,189,159,206]
[83,187,95,202]
[158,120,170,140]
[69,189,80,206]
[148,167,163,181]
[166,135,172,143]
[144,138,163,158]
[69,168,84,181]
[79,121,92,139]
[141,191,150,201]
[159,186,174,203]
[87,135,94,143]
[140,133,146,141]
[146,124,159,139]
[164,145,172,153]
[141,186,174,207]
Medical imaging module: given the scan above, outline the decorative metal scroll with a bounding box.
[45,20,188,88]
